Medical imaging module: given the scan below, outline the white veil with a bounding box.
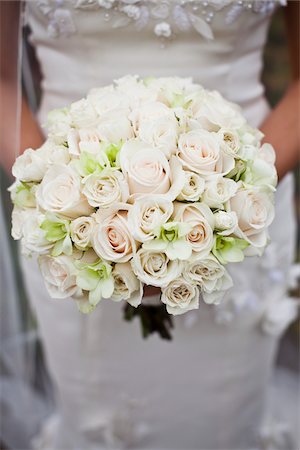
[0,2,53,448]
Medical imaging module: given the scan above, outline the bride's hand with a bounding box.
[143,285,161,297]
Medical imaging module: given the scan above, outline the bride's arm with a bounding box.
[0,1,44,175]
[260,0,299,180]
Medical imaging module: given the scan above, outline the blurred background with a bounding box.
[0,5,299,449]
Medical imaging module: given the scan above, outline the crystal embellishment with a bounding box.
[36,0,286,40]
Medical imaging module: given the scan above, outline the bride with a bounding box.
[1,1,299,449]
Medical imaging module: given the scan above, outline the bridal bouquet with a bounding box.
[10,75,277,338]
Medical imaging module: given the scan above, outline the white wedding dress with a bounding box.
[21,1,298,449]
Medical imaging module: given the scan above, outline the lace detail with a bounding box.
[35,0,286,40]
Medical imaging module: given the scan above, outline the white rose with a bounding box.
[214,211,238,236]
[12,148,48,182]
[87,86,130,116]
[127,196,173,242]
[138,116,178,158]
[145,77,200,107]
[129,101,174,135]
[37,140,70,165]
[161,277,199,315]
[241,143,277,190]
[218,128,241,157]
[36,164,93,219]
[97,111,134,143]
[230,188,275,250]
[39,254,80,299]
[120,140,185,200]
[111,262,143,307]
[183,254,233,304]
[47,107,72,142]
[173,202,214,257]
[21,212,53,256]
[115,75,157,108]
[177,130,235,177]
[202,175,238,209]
[69,99,99,128]
[92,203,136,262]
[188,90,245,131]
[11,207,33,240]
[131,247,182,288]
[67,129,101,156]
[82,169,129,208]
[70,216,96,250]
[177,170,205,202]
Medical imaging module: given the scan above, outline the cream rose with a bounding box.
[70,216,96,250]
[138,116,178,158]
[82,169,129,208]
[230,188,275,250]
[218,128,241,157]
[214,211,238,236]
[127,196,173,242]
[161,277,199,315]
[177,130,235,177]
[39,254,80,299]
[120,139,185,200]
[177,170,205,202]
[183,254,233,304]
[92,203,136,262]
[131,247,182,287]
[87,86,130,116]
[202,175,238,209]
[12,148,48,182]
[111,262,143,307]
[115,75,157,108]
[173,202,214,257]
[188,90,245,131]
[36,164,93,219]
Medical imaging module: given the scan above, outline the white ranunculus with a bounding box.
[188,90,246,131]
[111,262,143,307]
[39,254,80,299]
[12,148,48,182]
[183,253,233,304]
[138,116,179,158]
[21,212,53,256]
[230,188,275,250]
[177,130,235,177]
[161,277,199,315]
[127,196,173,242]
[214,211,238,236]
[131,247,182,287]
[129,101,175,134]
[69,98,99,128]
[37,140,71,165]
[82,169,129,208]
[177,170,205,202]
[36,164,93,219]
[92,203,136,263]
[120,140,185,200]
[218,128,241,157]
[202,175,238,209]
[173,202,214,257]
[97,111,134,143]
[70,216,96,250]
